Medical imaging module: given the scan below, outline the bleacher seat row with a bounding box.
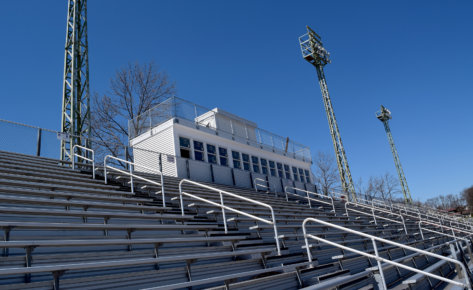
[0,150,471,289]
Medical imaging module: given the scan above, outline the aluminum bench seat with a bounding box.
[0,186,152,204]
[0,179,134,195]
[0,166,104,185]
[0,206,195,223]
[0,195,170,213]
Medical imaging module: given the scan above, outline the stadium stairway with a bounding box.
[0,150,471,289]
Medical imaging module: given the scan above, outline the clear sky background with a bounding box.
[0,1,472,201]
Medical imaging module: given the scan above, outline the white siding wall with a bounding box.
[131,120,177,176]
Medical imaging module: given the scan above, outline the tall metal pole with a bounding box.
[60,0,91,162]
[376,105,412,203]
[299,26,357,201]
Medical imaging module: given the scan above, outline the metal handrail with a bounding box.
[418,220,473,241]
[253,178,276,196]
[104,155,166,207]
[179,179,281,255]
[72,145,95,179]
[302,217,471,290]
[345,201,407,235]
[285,186,335,213]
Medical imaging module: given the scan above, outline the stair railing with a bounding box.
[179,179,281,255]
[253,178,276,196]
[285,186,335,213]
[302,217,471,290]
[72,145,95,179]
[104,155,166,207]
[345,201,407,235]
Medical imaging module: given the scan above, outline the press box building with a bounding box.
[129,97,316,193]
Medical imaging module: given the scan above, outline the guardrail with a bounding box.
[72,145,95,179]
[104,155,166,207]
[285,186,335,213]
[418,220,473,242]
[254,178,275,196]
[344,201,407,235]
[179,179,281,255]
[302,217,471,290]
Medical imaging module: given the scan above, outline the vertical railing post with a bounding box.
[306,190,312,208]
[372,238,387,290]
[129,163,134,194]
[36,128,42,157]
[125,146,130,170]
[91,150,95,179]
[220,191,228,234]
[372,207,377,225]
[418,222,425,240]
[303,221,313,262]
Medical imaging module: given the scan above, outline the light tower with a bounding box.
[376,105,412,203]
[60,0,91,162]
[299,26,357,201]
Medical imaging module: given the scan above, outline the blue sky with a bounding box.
[0,1,472,201]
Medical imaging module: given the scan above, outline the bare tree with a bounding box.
[92,62,176,158]
[363,172,400,202]
[462,186,473,214]
[313,151,340,196]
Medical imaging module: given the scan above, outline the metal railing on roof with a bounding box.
[127,96,312,162]
[178,179,281,255]
[104,155,166,207]
[302,217,471,290]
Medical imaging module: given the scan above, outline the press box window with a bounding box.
[277,163,283,178]
[232,151,241,169]
[179,137,191,159]
[269,161,276,177]
[261,158,268,175]
[304,169,311,183]
[207,144,217,164]
[292,167,299,182]
[299,168,305,182]
[252,156,260,173]
[242,153,250,171]
[284,164,291,180]
[219,147,228,167]
[193,140,204,161]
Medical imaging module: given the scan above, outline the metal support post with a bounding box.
[36,128,42,156]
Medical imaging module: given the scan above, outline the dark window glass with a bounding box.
[179,137,190,148]
[277,163,283,178]
[218,147,228,167]
[284,164,291,180]
[261,158,268,175]
[194,151,204,161]
[232,151,240,159]
[193,140,204,161]
[292,167,299,182]
[242,153,250,171]
[251,156,260,173]
[207,144,217,164]
[179,137,191,159]
[299,168,305,181]
[269,160,276,177]
[193,140,204,151]
[232,151,241,169]
[304,170,311,183]
[207,144,216,154]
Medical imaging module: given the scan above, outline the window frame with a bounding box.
[207,143,217,164]
[179,137,191,159]
[193,140,205,162]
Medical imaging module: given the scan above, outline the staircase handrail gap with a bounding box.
[302,217,471,290]
[104,155,166,207]
[179,179,281,255]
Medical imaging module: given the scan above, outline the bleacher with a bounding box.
[0,150,472,289]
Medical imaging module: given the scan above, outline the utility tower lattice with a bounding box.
[376,105,413,203]
[60,0,91,162]
[299,26,356,201]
